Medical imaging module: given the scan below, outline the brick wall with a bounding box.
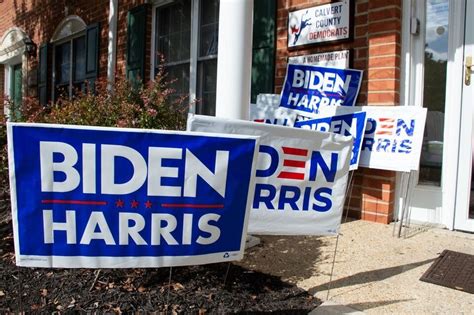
[276,0,402,224]
[0,0,155,101]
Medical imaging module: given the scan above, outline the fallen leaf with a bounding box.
[172,283,185,291]
[137,286,146,293]
[40,289,47,297]
[0,290,5,297]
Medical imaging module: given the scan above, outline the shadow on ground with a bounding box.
[237,235,328,283]
[308,258,436,296]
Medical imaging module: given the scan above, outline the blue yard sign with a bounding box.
[279,64,363,115]
[294,111,367,170]
[7,123,258,268]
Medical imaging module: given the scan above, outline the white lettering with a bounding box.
[43,210,76,244]
[101,145,147,195]
[184,150,229,198]
[40,141,80,192]
[80,212,116,245]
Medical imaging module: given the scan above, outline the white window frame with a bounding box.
[151,0,218,114]
[397,0,467,229]
[50,16,87,100]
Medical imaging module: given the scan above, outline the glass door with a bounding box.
[402,0,468,227]
[405,0,450,224]
[454,0,474,232]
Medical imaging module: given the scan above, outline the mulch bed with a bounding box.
[0,222,321,313]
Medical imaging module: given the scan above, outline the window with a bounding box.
[154,0,219,115]
[48,16,100,102]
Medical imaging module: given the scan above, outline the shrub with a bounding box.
[0,68,188,223]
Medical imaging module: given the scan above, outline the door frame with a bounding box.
[397,0,466,230]
[453,0,474,231]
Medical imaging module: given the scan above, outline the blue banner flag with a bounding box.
[294,111,367,170]
[279,64,363,115]
[7,123,258,268]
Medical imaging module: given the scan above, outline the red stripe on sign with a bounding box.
[278,172,305,180]
[282,147,308,156]
[283,159,306,168]
[162,204,224,209]
[376,131,393,135]
[379,118,395,122]
[41,200,107,205]
[380,124,394,128]
[254,119,264,123]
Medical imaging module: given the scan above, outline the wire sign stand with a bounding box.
[392,170,415,238]
[326,170,355,300]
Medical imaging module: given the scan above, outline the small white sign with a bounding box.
[288,50,350,68]
[288,1,351,47]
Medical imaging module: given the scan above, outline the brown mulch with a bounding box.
[0,221,321,313]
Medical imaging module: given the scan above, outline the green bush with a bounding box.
[0,69,188,222]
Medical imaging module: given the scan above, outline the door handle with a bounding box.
[466,56,473,86]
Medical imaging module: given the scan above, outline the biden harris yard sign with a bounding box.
[7,123,259,268]
[294,110,367,170]
[187,114,352,236]
[358,106,427,172]
[279,64,363,116]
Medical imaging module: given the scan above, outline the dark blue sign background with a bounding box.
[294,112,367,168]
[11,125,256,258]
[280,64,363,114]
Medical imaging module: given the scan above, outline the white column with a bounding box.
[107,0,118,90]
[215,0,253,120]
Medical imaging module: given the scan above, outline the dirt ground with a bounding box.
[0,222,321,314]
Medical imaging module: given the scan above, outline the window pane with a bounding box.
[55,42,70,85]
[418,0,449,186]
[166,63,190,104]
[199,0,219,57]
[74,36,86,82]
[156,1,191,65]
[197,59,217,116]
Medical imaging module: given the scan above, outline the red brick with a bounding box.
[368,79,399,91]
[356,2,369,15]
[368,68,399,80]
[362,200,393,215]
[368,56,400,68]
[362,190,394,203]
[355,48,368,60]
[368,20,401,34]
[368,7,401,21]
[362,176,395,191]
[368,92,400,105]
[355,14,368,26]
[369,43,399,56]
[355,25,368,38]
[368,0,401,10]
[361,211,392,224]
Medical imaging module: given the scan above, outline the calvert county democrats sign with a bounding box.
[288,1,351,47]
[7,123,259,268]
[279,64,363,115]
[294,111,367,170]
[188,115,352,236]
